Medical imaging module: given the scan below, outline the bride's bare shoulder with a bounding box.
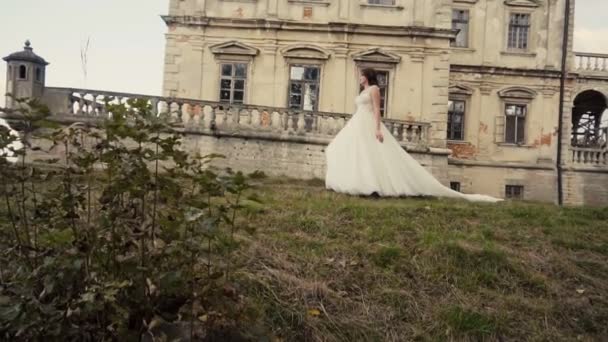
[369,85,380,94]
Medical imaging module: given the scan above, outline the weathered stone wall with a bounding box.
[447,160,557,203]
[4,111,605,206]
[168,0,452,29]
[563,170,608,206]
[181,132,450,183]
[10,123,450,187]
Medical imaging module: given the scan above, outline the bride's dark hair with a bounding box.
[361,68,379,86]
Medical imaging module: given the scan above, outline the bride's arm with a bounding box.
[370,86,384,142]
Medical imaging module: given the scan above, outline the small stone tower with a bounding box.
[3,40,49,109]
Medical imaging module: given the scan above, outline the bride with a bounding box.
[325,68,501,203]
[0,117,23,164]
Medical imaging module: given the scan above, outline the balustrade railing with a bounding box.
[574,52,608,73]
[571,127,607,166]
[41,87,430,147]
[571,146,607,165]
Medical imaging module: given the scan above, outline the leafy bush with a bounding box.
[0,98,264,341]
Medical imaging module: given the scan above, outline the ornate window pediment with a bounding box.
[498,87,537,100]
[504,0,540,8]
[352,48,401,64]
[281,45,331,60]
[210,41,259,57]
[449,84,474,96]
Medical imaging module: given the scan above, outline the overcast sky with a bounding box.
[0,0,607,107]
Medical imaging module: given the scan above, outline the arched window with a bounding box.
[572,90,607,147]
[18,65,27,80]
[35,67,42,82]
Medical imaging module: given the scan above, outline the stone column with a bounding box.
[162,36,180,98]
[252,42,279,107]
[267,0,278,17]
[338,0,348,20]
[323,44,349,113]
[195,0,206,16]
[428,52,449,149]
[413,0,426,26]
[477,84,494,157]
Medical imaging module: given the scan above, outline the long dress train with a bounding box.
[325,87,502,203]
[0,118,23,164]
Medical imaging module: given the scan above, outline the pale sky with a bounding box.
[1,0,607,108]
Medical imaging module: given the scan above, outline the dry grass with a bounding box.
[233,179,608,341]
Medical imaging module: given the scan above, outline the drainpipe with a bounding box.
[557,0,571,206]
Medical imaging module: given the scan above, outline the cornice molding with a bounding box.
[161,16,458,40]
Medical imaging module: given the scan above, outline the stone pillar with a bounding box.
[163,36,180,98]
[338,0,348,20]
[267,0,278,17]
[413,0,426,26]
[323,44,348,113]
[423,52,450,148]
[252,42,279,107]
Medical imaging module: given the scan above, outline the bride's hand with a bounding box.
[376,130,384,143]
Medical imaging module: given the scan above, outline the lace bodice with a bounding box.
[355,87,374,113]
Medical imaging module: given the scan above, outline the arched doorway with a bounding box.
[571,90,608,148]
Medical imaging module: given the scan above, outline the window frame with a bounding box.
[505,185,524,200]
[447,85,473,142]
[287,64,322,112]
[35,67,43,83]
[507,12,531,51]
[504,103,527,145]
[367,0,396,5]
[503,100,529,145]
[18,65,28,81]
[451,8,471,48]
[447,99,467,141]
[496,87,536,146]
[218,62,249,105]
[360,0,403,10]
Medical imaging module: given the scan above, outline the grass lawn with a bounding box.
[235,179,608,341]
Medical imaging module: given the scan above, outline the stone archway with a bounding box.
[571,90,608,148]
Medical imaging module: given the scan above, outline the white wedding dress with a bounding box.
[0,118,23,164]
[325,87,502,203]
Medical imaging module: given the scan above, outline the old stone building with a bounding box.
[159,0,607,205]
[2,0,607,205]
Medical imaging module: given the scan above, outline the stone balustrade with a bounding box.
[574,52,608,74]
[41,87,431,148]
[571,127,607,166]
[571,146,607,166]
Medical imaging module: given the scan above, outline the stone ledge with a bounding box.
[161,16,458,40]
[449,158,555,170]
[562,166,608,174]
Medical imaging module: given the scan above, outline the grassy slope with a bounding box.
[236,180,608,342]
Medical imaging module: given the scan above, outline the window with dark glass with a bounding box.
[368,0,396,5]
[505,185,524,199]
[35,67,42,82]
[448,100,465,140]
[219,63,247,104]
[452,9,470,48]
[505,104,526,144]
[289,65,320,111]
[18,65,27,80]
[508,13,530,50]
